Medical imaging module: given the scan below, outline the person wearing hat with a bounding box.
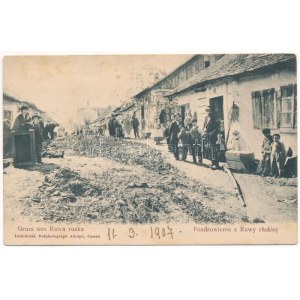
[202,106,221,169]
[169,113,182,160]
[131,113,140,138]
[190,119,202,163]
[32,114,43,164]
[12,105,32,132]
[108,114,116,137]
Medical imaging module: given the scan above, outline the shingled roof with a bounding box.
[170,54,296,95]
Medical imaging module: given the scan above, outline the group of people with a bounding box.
[108,113,140,139]
[261,128,286,178]
[163,106,291,177]
[164,106,225,170]
[11,105,58,164]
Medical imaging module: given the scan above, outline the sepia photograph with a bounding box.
[2,54,298,245]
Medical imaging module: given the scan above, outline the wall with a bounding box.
[172,68,297,159]
[234,70,297,158]
[3,99,19,124]
[157,55,223,90]
[134,55,224,133]
[174,80,234,131]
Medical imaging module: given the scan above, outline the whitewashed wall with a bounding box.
[173,69,297,159]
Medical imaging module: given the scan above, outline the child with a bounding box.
[153,122,164,145]
[163,121,171,151]
[261,128,273,176]
[190,119,202,163]
[271,134,285,178]
[178,125,191,161]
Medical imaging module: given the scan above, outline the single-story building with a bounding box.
[167,54,297,160]
[3,93,46,125]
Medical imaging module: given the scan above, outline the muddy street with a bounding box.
[3,136,297,225]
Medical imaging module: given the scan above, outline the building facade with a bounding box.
[132,55,224,135]
[3,93,46,125]
[168,54,297,159]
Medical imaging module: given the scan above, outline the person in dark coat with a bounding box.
[202,106,220,169]
[32,115,43,163]
[48,122,57,140]
[114,118,123,138]
[39,118,45,132]
[190,119,202,163]
[12,105,32,131]
[163,121,172,152]
[282,147,297,178]
[169,113,181,160]
[3,119,13,158]
[43,121,57,140]
[159,109,167,125]
[131,114,140,138]
[108,115,116,137]
[178,126,191,161]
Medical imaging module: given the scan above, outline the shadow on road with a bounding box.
[14,162,61,174]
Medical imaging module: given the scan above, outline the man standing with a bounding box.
[108,114,116,137]
[32,114,43,164]
[202,106,220,169]
[12,105,32,131]
[123,114,132,138]
[44,121,58,140]
[190,119,202,163]
[131,113,140,138]
[169,113,181,160]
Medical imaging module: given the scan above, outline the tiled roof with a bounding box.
[171,54,296,95]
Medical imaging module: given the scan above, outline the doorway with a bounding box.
[180,104,190,124]
[209,96,224,120]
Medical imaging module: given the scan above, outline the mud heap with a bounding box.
[50,136,172,174]
[22,136,240,224]
[23,162,235,224]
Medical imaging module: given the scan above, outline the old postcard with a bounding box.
[2,54,298,245]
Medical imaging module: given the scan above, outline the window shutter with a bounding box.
[262,89,275,129]
[252,91,262,128]
[276,90,281,128]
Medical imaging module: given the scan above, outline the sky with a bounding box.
[3,55,191,127]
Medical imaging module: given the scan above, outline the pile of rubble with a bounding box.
[22,163,235,224]
[21,136,241,224]
[60,136,173,174]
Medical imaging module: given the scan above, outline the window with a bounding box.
[279,84,297,128]
[3,110,13,124]
[205,61,211,69]
[251,84,297,130]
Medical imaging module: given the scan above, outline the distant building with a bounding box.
[75,102,99,127]
[3,93,47,125]
[132,55,224,135]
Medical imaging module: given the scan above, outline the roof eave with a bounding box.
[170,57,296,97]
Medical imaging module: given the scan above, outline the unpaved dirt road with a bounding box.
[3,136,297,225]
